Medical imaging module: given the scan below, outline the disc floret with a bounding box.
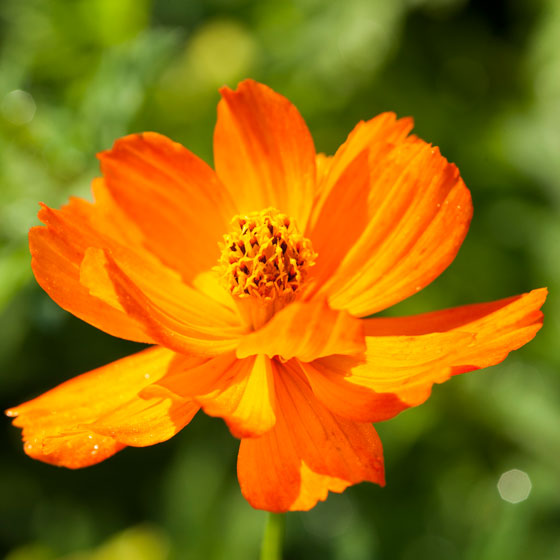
[218,208,316,328]
[219,208,316,299]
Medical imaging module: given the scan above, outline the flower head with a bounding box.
[7,80,547,512]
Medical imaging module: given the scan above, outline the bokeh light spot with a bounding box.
[497,469,532,504]
[187,19,257,87]
[1,90,36,125]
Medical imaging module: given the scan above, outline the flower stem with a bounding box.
[260,512,286,560]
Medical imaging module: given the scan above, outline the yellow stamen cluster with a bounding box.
[218,208,316,301]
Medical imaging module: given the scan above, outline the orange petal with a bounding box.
[341,289,548,410]
[214,79,316,231]
[79,182,240,326]
[197,355,276,438]
[6,347,200,468]
[159,352,276,439]
[81,246,242,341]
[98,132,237,283]
[80,247,122,309]
[192,269,238,311]
[310,131,472,316]
[29,207,151,344]
[157,351,237,397]
[236,301,365,362]
[31,179,241,344]
[299,357,409,422]
[311,113,414,223]
[237,362,384,512]
[85,179,236,329]
[315,153,333,188]
[306,113,413,288]
[88,176,147,247]
[367,287,547,364]
[306,150,372,291]
[89,387,198,447]
[351,331,477,407]
[96,251,242,357]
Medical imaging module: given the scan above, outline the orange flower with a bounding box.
[7,80,546,512]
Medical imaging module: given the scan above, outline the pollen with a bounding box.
[218,208,316,303]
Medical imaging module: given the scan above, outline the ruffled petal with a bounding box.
[237,362,384,512]
[158,352,276,438]
[351,330,480,408]
[31,180,241,344]
[29,204,151,344]
[236,301,365,362]
[214,79,316,231]
[365,288,546,338]
[6,347,200,468]
[302,329,471,420]
[98,132,237,283]
[310,128,471,316]
[367,287,546,382]
[334,289,548,412]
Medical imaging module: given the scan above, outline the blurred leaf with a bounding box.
[62,525,169,560]
[0,244,31,312]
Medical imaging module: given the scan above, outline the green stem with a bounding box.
[260,512,286,560]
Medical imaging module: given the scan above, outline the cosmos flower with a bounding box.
[7,80,546,512]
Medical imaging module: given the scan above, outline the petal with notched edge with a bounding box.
[237,361,384,512]
[340,289,548,410]
[6,347,200,468]
[31,179,240,345]
[29,204,151,344]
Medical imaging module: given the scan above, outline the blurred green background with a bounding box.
[1,0,559,558]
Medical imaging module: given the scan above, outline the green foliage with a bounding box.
[1,0,559,558]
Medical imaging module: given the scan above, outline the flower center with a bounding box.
[217,208,316,329]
